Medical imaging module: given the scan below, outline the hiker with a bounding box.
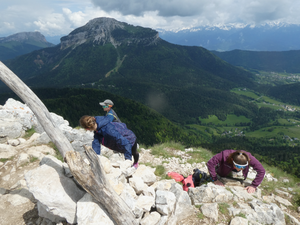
[207,150,265,193]
[99,99,121,122]
[79,115,139,168]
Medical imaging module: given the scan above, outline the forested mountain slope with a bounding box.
[2,17,257,124]
[0,88,209,146]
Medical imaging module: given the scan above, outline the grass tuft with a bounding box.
[218,203,230,216]
[0,156,14,163]
[150,141,185,158]
[48,142,64,162]
[23,128,36,139]
[155,165,166,176]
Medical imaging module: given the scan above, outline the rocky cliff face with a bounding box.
[60,17,160,50]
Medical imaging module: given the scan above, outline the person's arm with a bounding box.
[249,156,266,188]
[92,133,102,155]
[206,152,223,182]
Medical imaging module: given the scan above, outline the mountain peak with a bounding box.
[0,31,48,44]
[60,17,160,50]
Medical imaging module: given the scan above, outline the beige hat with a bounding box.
[99,99,114,106]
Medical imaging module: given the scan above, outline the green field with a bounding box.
[193,112,300,140]
[232,88,300,111]
[188,124,220,136]
[246,126,300,139]
[231,88,260,99]
[199,114,251,126]
[256,103,283,110]
[190,88,300,144]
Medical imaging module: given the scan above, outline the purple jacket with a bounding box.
[207,150,265,188]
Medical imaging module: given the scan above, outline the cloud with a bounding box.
[91,0,300,26]
[1,0,300,37]
[91,0,204,17]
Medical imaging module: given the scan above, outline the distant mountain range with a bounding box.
[159,24,300,51]
[2,17,257,125]
[211,49,300,73]
[0,32,54,61]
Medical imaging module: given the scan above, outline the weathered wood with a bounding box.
[0,61,138,225]
[0,61,73,157]
[65,146,138,225]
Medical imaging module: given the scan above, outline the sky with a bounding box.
[1,0,300,38]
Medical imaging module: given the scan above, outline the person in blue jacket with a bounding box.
[79,115,139,168]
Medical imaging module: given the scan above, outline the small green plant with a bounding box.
[150,142,184,158]
[197,212,205,220]
[48,142,64,162]
[292,192,300,210]
[30,157,39,163]
[285,214,292,224]
[0,156,14,163]
[23,128,36,139]
[218,203,230,216]
[237,212,246,219]
[186,148,214,164]
[154,165,166,177]
[194,204,202,209]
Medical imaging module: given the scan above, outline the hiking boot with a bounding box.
[132,162,139,169]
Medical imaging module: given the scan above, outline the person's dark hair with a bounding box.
[79,115,95,129]
[226,150,250,165]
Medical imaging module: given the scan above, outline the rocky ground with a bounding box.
[0,135,200,225]
[1,134,300,225]
[1,98,300,225]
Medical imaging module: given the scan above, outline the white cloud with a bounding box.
[1,0,300,37]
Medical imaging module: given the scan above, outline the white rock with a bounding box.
[230,216,249,225]
[140,211,161,225]
[129,176,147,195]
[99,155,112,174]
[133,165,157,185]
[16,153,30,167]
[274,195,293,206]
[0,119,24,143]
[25,164,85,224]
[0,143,18,158]
[155,190,176,216]
[2,188,34,206]
[201,203,218,222]
[136,195,155,212]
[77,193,115,225]
[7,139,20,146]
[120,183,138,211]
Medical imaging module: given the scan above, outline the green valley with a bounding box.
[1,17,300,179]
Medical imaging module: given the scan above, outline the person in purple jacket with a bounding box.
[207,150,265,193]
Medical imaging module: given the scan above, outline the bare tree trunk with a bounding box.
[0,61,138,225]
[0,61,73,157]
[66,146,138,225]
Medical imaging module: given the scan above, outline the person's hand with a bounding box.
[214,180,224,186]
[245,186,256,193]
